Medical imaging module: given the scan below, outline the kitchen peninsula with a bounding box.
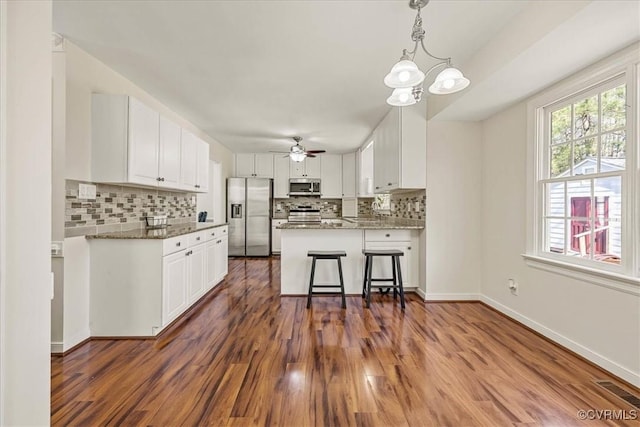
[278,218,424,295]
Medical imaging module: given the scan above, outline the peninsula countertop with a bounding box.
[277,218,424,230]
[85,222,229,240]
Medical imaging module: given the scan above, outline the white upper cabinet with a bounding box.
[273,155,290,198]
[158,116,182,188]
[180,129,209,192]
[320,154,342,198]
[92,94,208,192]
[127,98,160,186]
[235,153,274,178]
[373,104,426,193]
[291,156,321,178]
[341,152,356,198]
[358,138,375,197]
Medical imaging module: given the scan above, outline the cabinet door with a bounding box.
[304,157,321,179]
[206,240,217,290]
[254,154,274,178]
[374,110,400,192]
[342,152,356,198]
[128,97,160,187]
[188,243,206,303]
[235,154,255,177]
[273,155,290,198]
[289,160,305,178]
[180,129,198,190]
[320,154,342,198]
[196,139,210,192]
[365,241,412,288]
[359,141,375,197]
[215,236,228,282]
[158,116,182,189]
[162,250,188,325]
[271,220,285,253]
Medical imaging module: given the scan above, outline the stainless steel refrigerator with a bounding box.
[227,178,272,256]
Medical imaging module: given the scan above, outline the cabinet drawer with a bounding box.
[364,229,413,242]
[272,219,287,227]
[205,228,218,242]
[188,230,207,246]
[163,235,189,255]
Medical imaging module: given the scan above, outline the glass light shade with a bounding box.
[428,67,470,94]
[290,152,306,162]
[384,60,425,88]
[386,87,416,107]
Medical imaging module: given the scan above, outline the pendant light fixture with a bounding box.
[384,0,470,106]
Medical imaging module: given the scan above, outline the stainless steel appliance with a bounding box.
[227,178,272,256]
[289,178,321,196]
[288,205,322,223]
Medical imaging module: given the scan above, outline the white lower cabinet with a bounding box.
[90,225,229,337]
[162,250,189,326]
[271,219,287,253]
[187,243,207,304]
[364,230,418,288]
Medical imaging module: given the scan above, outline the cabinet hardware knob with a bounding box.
[408,246,411,250]
[156,177,161,181]
[387,183,392,186]
[196,237,200,241]
[176,242,181,247]
[211,232,215,236]
[385,234,390,237]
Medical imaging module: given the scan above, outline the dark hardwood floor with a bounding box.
[51,257,638,426]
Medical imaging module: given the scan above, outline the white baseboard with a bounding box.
[51,341,63,354]
[425,292,481,301]
[481,295,640,388]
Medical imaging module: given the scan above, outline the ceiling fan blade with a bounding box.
[305,150,326,154]
[269,151,290,154]
[305,154,317,158]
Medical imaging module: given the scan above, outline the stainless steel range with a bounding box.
[288,205,321,223]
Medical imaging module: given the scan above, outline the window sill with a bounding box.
[521,254,640,296]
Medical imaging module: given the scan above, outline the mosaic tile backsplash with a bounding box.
[65,180,196,238]
[273,197,342,218]
[358,190,426,220]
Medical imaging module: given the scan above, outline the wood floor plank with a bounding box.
[51,257,639,426]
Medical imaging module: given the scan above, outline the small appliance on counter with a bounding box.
[145,215,168,229]
[228,178,272,256]
[197,211,208,222]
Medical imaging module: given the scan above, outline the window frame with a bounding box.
[525,47,639,289]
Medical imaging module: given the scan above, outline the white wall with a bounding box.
[424,121,483,300]
[481,102,640,387]
[1,0,52,424]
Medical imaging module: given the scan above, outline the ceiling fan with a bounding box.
[270,136,326,162]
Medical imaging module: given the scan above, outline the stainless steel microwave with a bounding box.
[289,178,321,196]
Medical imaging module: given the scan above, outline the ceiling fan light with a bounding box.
[290,152,306,162]
[386,87,416,107]
[428,67,470,95]
[384,60,425,88]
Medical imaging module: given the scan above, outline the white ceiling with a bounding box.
[53,1,638,154]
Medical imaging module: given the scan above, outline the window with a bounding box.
[527,49,639,281]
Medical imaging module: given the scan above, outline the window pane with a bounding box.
[594,176,621,217]
[593,217,621,263]
[545,218,565,254]
[573,138,597,175]
[546,182,565,217]
[567,180,592,220]
[574,95,598,138]
[551,105,571,144]
[569,218,591,258]
[601,84,626,132]
[600,130,626,170]
[551,143,571,177]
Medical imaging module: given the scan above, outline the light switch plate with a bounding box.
[78,183,96,200]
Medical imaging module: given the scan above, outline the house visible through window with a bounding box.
[542,76,629,267]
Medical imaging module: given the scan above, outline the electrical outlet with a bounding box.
[508,278,518,295]
[78,183,96,200]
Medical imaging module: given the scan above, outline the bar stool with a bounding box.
[362,249,406,309]
[306,251,347,309]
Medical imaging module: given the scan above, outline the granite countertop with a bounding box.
[277,218,424,230]
[86,222,229,240]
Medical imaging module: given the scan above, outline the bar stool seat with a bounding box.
[307,251,347,309]
[362,249,406,309]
